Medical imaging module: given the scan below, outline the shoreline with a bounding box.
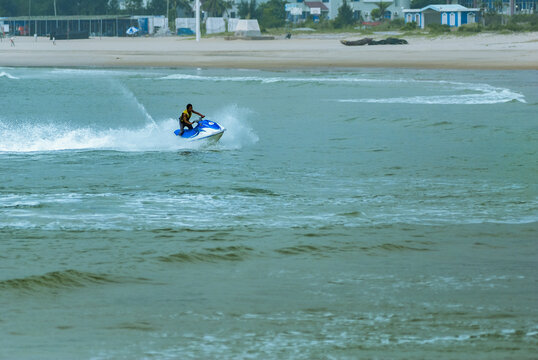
[1,32,537,70]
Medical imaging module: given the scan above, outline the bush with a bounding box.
[458,23,482,32]
[484,13,502,27]
[486,23,503,31]
[510,14,538,26]
[402,21,417,30]
[505,22,524,31]
[426,23,451,33]
[390,18,405,27]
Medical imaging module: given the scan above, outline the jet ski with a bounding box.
[174,118,225,143]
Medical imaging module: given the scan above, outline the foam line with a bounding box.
[337,84,526,105]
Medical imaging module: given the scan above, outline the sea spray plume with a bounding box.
[0,119,111,152]
[214,104,258,150]
[114,80,158,127]
[0,117,201,152]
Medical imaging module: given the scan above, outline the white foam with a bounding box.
[0,105,257,153]
[337,83,526,105]
[161,73,526,105]
[216,104,259,149]
[0,118,187,152]
[0,71,19,80]
[160,73,412,84]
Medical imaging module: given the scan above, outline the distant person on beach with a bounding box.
[179,104,204,136]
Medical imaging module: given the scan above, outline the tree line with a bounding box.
[0,0,171,17]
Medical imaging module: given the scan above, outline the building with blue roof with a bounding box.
[403,4,480,29]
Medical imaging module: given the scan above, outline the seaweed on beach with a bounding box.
[340,37,408,46]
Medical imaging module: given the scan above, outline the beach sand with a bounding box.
[1,32,537,70]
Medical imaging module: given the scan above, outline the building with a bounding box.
[459,0,536,14]
[403,4,480,28]
[285,0,411,22]
[0,15,166,37]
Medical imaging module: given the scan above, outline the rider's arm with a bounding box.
[192,110,205,118]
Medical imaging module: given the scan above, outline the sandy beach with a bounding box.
[1,32,537,69]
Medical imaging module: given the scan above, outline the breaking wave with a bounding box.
[0,71,19,80]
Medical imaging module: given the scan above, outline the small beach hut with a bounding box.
[403,4,480,29]
[234,19,261,37]
[227,18,239,33]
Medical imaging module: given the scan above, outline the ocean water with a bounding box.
[0,67,537,359]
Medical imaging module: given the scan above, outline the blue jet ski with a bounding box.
[174,118,225,143]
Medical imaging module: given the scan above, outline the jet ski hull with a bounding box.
[174,119,225,143]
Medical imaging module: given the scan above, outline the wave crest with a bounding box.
[0,71,19,80]
[0,269,118,291]
[158,246,254,263]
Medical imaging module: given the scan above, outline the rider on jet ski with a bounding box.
[179,104,205,136]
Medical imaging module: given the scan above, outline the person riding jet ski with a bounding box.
[179,103,205,136]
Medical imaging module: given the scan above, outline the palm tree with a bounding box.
[201,0,232,17]
[375,1,391,20]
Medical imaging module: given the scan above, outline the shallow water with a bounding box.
[0,67,537,359]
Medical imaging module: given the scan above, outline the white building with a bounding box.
[285,0,411,21]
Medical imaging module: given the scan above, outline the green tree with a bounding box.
[410,0,437,9]
[201,0,232,17]
[493,0,503,12]
[238,0,257,19]
[125,0,144,13]
[334,0,354,28]
[257,0,286,29]
[0,0,18,17]
[375,1,391,20]
[147,0,167,14]
[107,0,120,14]
[176,0,194,17]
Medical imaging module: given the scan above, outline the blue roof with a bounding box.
[403,4,479,12]
[423,4,478,12]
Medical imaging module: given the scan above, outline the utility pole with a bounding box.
[54,0,58,28]
[196,0,200,42]
[167,0,169,28]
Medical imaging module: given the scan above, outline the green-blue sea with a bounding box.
[0,67,537,359]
